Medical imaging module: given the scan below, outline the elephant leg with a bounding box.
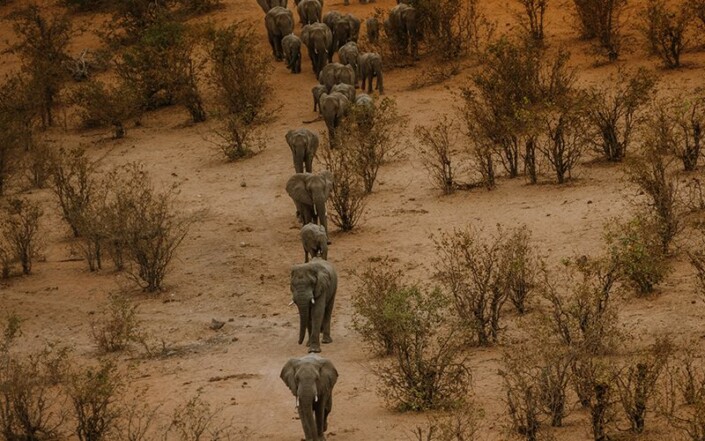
[315,401,326,439]
[361,73,366,92]
[304,248,309,263]
[323,395,332,432]
[367,75,373,94]
[268,33,277,58]
[308,301,325,352]
[298,405,316,441]
[304,153,314,173]
[322,292,334,343]
[293,155,304,174]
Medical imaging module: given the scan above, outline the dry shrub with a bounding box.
[116,20,205,122]
[574,357,617,441]
[652,92,705,172]
[571,0,626,61]
[504,225,541,314]
[605,214,670,296]
[585,68,658,162]
[351,258,405,356]
[375,286,471,411]
[71,80,139,139]
[414,116,464,195]
[689,222,705,303]
[103,0,172,46]
[166,395,233,440]
[0,76,37,195]
[538,95,588,184]
[1,198,43,275]
[664,349,705,440]
[319,135,367,232]
[206,22,273,161]
[90,294,144,353]
[68,361,123,441]
[641,0,692,68]
[411,403,482,441]
[409,62,462,90]
[24,143,54,190]
[614,338,672,434]
[10,4,71,128]
[690,0,705,30]
[50,147,97,238]
[516,0,547,41]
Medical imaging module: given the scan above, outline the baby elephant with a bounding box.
[359,52,383,94]
[286,128,319,173]
[282,33,302,73]
[301,223,328,262]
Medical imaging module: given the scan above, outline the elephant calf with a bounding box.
[281,354,338,441]
[301,223,328,262]
[359,52,383,94]
[290,259,337,353]
[286,170,333,234]
[265,7,295,61]
[282,33,302,73]
[286,128,319,173]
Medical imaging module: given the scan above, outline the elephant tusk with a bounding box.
[296,397,299,408]
[311,298,315,304]
[315,395,318,402]
[288,300,295,306]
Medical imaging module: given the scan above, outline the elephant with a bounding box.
[302,23,334,76]
[295,0,323,6]
[265,7,295,61]
[318,62,355,92]
[337,42,359,86]
[286,170,334,234]
[282,34,302,73]
[331,14,361,52]
[387,3,419,59]
[365,17,379,44]
[257,0,287,13]
[301,223,328,262]
[286,128,319,173]
[331,83,355,103]
[280,354,338,441]
[355,93,373,107]
[322,11,343,36]
[289,259,337,353]
[297,0,322,26]
[319,92,350,142]
[312,84,327,113]
[358,52,383,94]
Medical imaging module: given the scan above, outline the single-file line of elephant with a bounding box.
[262,0,420,439]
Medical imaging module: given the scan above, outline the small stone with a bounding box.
[240,181,247,187]
[239,242,247,247]
[210,319,225,330]
[587,200,593,204]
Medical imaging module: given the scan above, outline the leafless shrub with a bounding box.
[376,286,471,411]
[409,61,462,90]
[49,147,97,238]
[538,97,588,184]
[68,361,123,441]
[414,116,463,195]
[351,258,405,356]
[641,0,692,68]
[10,4,72,128]
[663,349,705,441]
[90,294,144,353]
[688,223,705,303]
[470,141,496,189]
[516,0,547,41]
[653,92,705,172]
[1,198,43,275]
[584,68,658,162]
[165,395,233,441]
[503,225,541,314]
[416,0,490,61]
[213,115,268,161]
[72,80,139,139]
[411,402,482,440]
[175,0,222,14]
[319,136,367,232]
[578,358,617,441]
[499,351,542,440]
[24,143,54,189]
[434,226,509,346]
[614,338,673,434]
[571,0,626,61]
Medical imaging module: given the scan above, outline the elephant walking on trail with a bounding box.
[302,23,334,76]
[286,170,333,234]
[289,259,337,353]
[265,7,295,61]
[281,354,338,441]
[318,62,355,92]
[301,223,328,262]
[282,33,302,73]
[386,3,419,59]
[338,42,359,86]
[257,0,287,13]
[359,52,383,94]
[319,92,350,142]
[297,0,322,25]
[312,84,327,113]
[286,128,319,173]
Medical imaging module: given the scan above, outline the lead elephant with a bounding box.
[286,128,319,173]
[282,33,302,73]
[297,0,322,26]
[286,170,333,234]
[257,0,287,13]
[265,7,295,61]
[281,354,338,441]
[359,52,383,94]
[387,3,419,59]
[302,23,334,76]
[289,259,338,353]
[319,92,350,142]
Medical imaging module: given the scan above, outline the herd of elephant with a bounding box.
[254,0,421,439]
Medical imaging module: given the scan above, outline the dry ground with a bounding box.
[2,0,705,440]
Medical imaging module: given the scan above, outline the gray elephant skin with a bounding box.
[318,62,355,92]
[337,42,359,86]
[286,128,319,173]
[286,170,333,234]
[265,7,295,61]
[297,0,322,25]
[290,259,338,353]
[257,0,287,13]
[359,52,383,94]
[365,17,379,43]
[331,83,355,103]
[386,3,419,59]
[281,354,338,441]
[283,33,302,73]
[295,0,324,6]
[302,23,334,76]
[301,223,328,262]
[312,84,327,113]
[331,13,361,52]
[319,92,350,142]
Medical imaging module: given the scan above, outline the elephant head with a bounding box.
[286,171,334,233]
[303,23,333,76]
[286,128,319,173]
[281,354,338,441]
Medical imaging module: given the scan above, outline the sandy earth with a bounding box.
[2,0,705,440]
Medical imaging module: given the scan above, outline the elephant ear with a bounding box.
[280,358,299,396]
[313,263,332,300]
[286,174,314,205]
[301,25,311,45]
[285,130,295,151]
[319,170,334,199]
[317,358,339,392]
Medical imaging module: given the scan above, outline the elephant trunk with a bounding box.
[297,393,318,441]
[313,199,328,234]
[298,303,310,344]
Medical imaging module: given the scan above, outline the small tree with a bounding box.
[584,68,657,162]
[72,80,139,138]
[1,198,42,275]
[503,225,541,314]
[641,0,692,68]
[10,4,72,128]
[571,0,626,61]
[319,137,367,232]
[538,97,588,184]
[166,395,232,440]
[516,0,547,41]
[90,294,143,352]
[50,148,97,238]
[664,92,705,172]
[414,116,463,195]
[68,361,123,441]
